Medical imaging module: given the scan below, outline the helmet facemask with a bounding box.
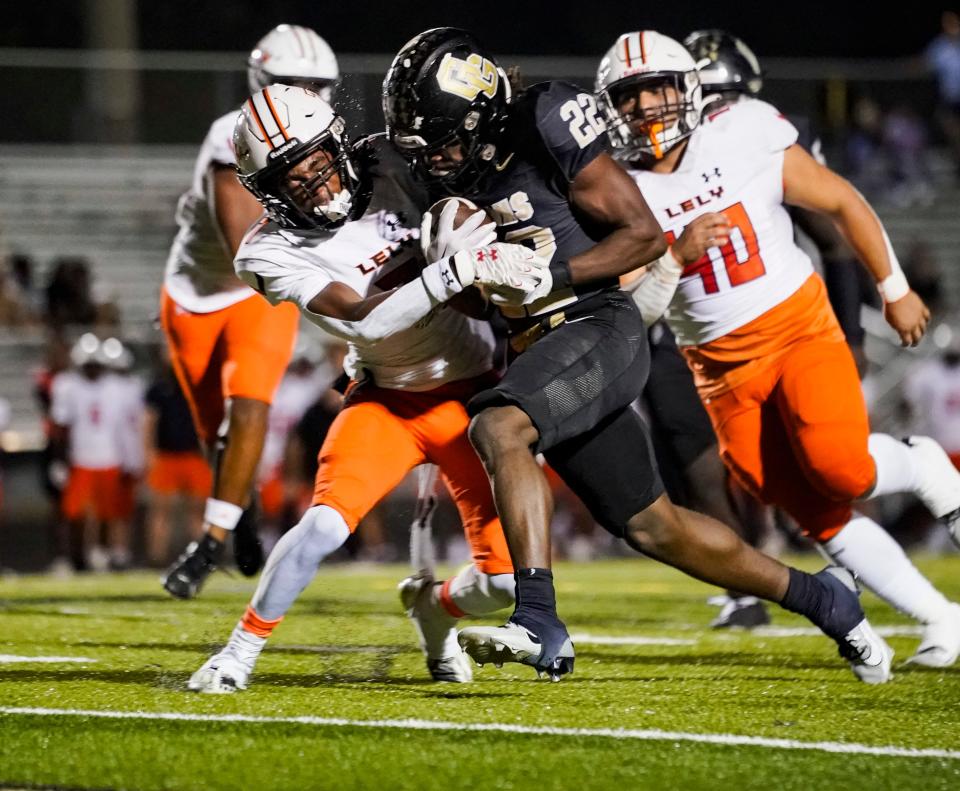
[599,71,702,162]
[241,120,360,230]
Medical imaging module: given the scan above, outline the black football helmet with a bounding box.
[683,30,763,97]
[382,27,511,193]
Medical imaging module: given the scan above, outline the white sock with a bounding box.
[225,622,268,670]
[251,505,350,621]
[823,514,951,623]
[866,433,920,497]
[436,565,515,616]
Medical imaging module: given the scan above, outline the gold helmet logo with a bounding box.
[436,52,499,101]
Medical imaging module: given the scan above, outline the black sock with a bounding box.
[513,568,557,619]
[780,568,820,617]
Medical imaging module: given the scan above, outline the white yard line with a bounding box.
[570,633,696,646]
[751,626,924,638]
[0,655,96,664]
[0,706,957,760]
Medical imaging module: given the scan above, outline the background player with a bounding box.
[161,25,338,598]
[601,30,960,666]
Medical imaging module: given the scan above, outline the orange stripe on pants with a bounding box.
[312,376,513,575]
[159,288,299,445]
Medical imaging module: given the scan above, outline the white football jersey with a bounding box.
[904,358,960,454]
[163,111,257,313]
[50,371,135,469]
[235,183,495,392]
[628,98,813,347]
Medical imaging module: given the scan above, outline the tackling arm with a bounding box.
[210,165,266,257]
[782,144,930,346]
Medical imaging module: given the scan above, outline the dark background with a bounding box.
[3,2,955,57]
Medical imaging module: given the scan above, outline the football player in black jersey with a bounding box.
[383,28,891,683]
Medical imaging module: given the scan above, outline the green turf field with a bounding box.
[1,556,958,790]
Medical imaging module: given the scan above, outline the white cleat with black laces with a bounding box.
[188,649,254,694]
[398,573,472,683]
[459,620,575,681]
[821,566,894,684]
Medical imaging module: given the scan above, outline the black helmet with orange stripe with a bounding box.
[233,84,365,230]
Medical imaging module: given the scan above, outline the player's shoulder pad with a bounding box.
[717,97,798,153]
[206,109,241,167]
[358,133,430,215]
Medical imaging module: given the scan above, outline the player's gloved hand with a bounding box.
[420,200,497,261]
[673,212,732,265]
[883,290,930,347]
[452,243,552,306]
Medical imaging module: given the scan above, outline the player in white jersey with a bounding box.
[51,335,137,570]
[161,25,340,599]
[598,30,960,666]
[187,85,552,692]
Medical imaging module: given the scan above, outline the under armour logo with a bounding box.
[702,167,721,183]
[489,249,498,261]
[442,269,455,287]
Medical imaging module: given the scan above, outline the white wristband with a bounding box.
[877,270,910,304]
[657,245,685,275]
[204,498,244,531]
[420,257,466,302]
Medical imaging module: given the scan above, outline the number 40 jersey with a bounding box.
[626,98,814,348]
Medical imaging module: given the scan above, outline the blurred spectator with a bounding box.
[48,334,137,572]
[926,10,960,177]
[903,239,946,315]
[44,256,120,330]
[0,258,34,326]
[845,97,888,197]
[10,253,43,316]
[143,357,211,567]
[882,104,934,207]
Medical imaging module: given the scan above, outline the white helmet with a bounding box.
[595,31,703,161]
[100,336,134,372]
[234,84,362,230]
[70,332,102,368]
[247,24,340,102]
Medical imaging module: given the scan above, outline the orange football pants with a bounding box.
[160,288,299,445]
[62,467,126,522]
[312,376,513,575]
[701,338,876,542]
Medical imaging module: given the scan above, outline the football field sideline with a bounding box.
[3,705,958,761]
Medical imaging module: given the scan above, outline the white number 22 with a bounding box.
[560,93,605,149]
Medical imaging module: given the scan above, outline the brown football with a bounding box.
[426,197,482,235]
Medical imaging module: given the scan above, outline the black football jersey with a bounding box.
[463,81,620,329]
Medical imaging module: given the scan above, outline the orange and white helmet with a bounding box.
[247,24,340,103]
[595,31,703,161]
[233,84,361,230]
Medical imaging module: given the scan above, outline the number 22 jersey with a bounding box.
[627,98,820,351]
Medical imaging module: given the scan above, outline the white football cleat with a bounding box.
[840,618,895,684]
[188,649,254,694]
[459,621,575,681]
[908,603,960,667]
[427,651,473,683]
[398,573,469,682]
[904,436,960,544]
[820,566,894,684]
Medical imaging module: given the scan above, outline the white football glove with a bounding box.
[451,243,553,306]
[420,200,498,261]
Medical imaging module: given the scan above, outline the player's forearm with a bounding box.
[565,224,667,286]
